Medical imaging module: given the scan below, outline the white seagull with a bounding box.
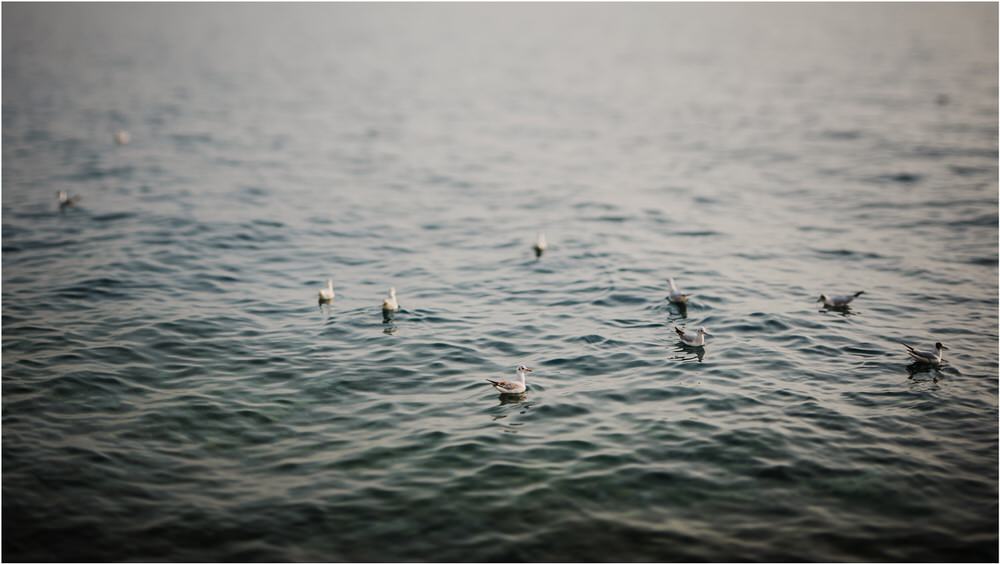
[114,130,131,145]
[533,232,547,258]
[668,278,695,304]
[382,287,399,313]
[57,191,81,209]
[903,342,949,367]
[675,326,711,346]
[818,291,864,308]
[486,365,532,394]
[318,279,335,303]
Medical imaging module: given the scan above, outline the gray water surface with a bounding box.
[3,4,998,561]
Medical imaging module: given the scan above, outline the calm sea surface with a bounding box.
[3,4,998,561]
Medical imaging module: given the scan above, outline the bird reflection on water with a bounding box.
[498,393,529,407]
[671,343,706,363]
[382,310,394,323]
[667,301,688,320]
[907,364,943,388]
[818,305,859,317]
[491,394,533,429]
[319,303,333,322]
[906,361,956,383]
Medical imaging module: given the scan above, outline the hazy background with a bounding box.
[3,3,997,561]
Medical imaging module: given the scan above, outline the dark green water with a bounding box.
[3,3,997,561]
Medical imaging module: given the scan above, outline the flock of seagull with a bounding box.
[308,230,952,397]
[56,133,951,399]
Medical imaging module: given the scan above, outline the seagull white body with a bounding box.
[533,232,547,258]
[382,287,399,312]
[818,291,864,308]
[318,279,335,303]
[668,278,695,304]
[486,365,531,394]
[675,326,711,346]
[57,191,80,209]
[903,342,948,366]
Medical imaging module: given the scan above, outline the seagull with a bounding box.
[818,291,864,308]
[382,287,399,313]
[486,365,532,394]
[57,191,81,209]
[533,232,547,258]
[675,326,711,346]
[668,278,695,304]
[318,279,335,303]
[903,342,949,367]
[114,130,130,145]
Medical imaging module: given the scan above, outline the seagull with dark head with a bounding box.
[903,341,949,367]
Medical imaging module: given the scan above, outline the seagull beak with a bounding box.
[941,345,950,350]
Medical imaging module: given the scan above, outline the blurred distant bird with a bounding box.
[903,341,949,367]
[818,291,864,308]
[533,232,547,258]
[382,287,399,313]
[57,191,81,210]
[675,326,711,346]
[668,277,695,304]
[114,130,130,145]
[318,279,335,304]
[486,365,531,395]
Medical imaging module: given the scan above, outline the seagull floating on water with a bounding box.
[57,191,81,209]
[382,287,399,313]
[903,341,949,367]
[114,130,130,145]
[318,279,335,303]
[818,291,864,308]
[533,232,547,258]
[668,278,695,304]
[486,365,532,395]
[675,326,711,346]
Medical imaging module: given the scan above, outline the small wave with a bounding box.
[672,230,722,237]
[873,172,923,184]
[591,293,646,306]
[92,212,137,223]
[819,129,863,140]
[813,248,884,260]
